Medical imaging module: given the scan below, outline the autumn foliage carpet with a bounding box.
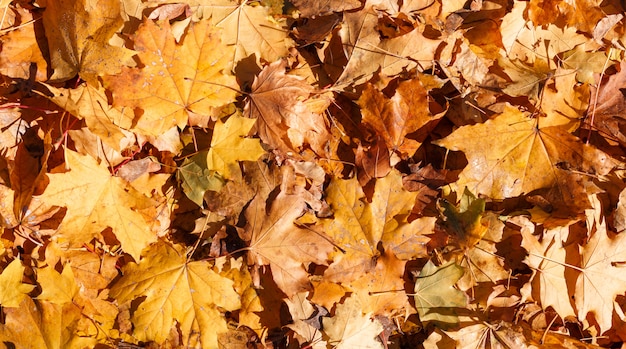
[2,0,626,348]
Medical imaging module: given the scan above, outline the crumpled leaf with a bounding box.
[109,241,241,348]
[245,187,334,297]
[358,78,443,158]
[292,0,362,17]
[244,59,330,159]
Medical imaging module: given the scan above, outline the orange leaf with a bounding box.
[104,18,237,136]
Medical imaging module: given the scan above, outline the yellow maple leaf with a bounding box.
[322,295,384,349]
[0,259,35,308]
[44,83,134,151]
[198,1,293,69]
[104,18,237,136]
[109,241,241,348]
[207,113,265,180]
[36,263,79,305]
[38,150,160,260]
[321,169,420,282]
[433,105,616,202]
[0,297,95,349]
[41,0,135,85]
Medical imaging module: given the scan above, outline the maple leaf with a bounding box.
[358,78,443,158]
[109,241,241,348]
[519,217,576,319]
[245,187,334,297]
[347,250,412,317]
[178,151,225,207]
[104,18,237,136]
[433,105,616,203]
[588,61,626,147]
[320,169,419,282]
[576,195,626,333]
[41,0,135,85]
[285,292,327,348]
[0,6,48,81]
[244,59,330,159]
[198,0,293,69]
[38,150,160,261]
[292,0,362,17]
[206,113,265,179]
[413,260,467,328]
[438,188,488,250]
[36,264,79,305]
[0,259,36,307]
[322,295,384,349]
[0,297,96,349]
[44,83,133,150]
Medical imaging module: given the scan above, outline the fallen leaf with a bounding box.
[206,113,265,180]
[245,187,334,296]
[38,150,159,260]
[0,297,95,349]
[104,18,237,136]
[321,169,418,282]
[322,295,384,349]
[0,259,36,307]
[358,78,443,158]
[413,260,467,328]
[41,0,135,84]
[36,263,78,305]
[434,105,616,203]
[109,241,241,348]
[292,0,362,17]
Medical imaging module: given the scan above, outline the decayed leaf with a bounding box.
[0,297,95,349]
[292,0,362,17]
[358,78,442,158]
[206,113,265,179]
[434,105,616,202]
[38,150,159,260]
[104,18,237,136]
[245,187,334,296]
[413,260,466,327]
[244,59,329,159]
[322,295,384,349]
[0,259,36,307]
[41,0,135,84]
[109,241,241,348]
